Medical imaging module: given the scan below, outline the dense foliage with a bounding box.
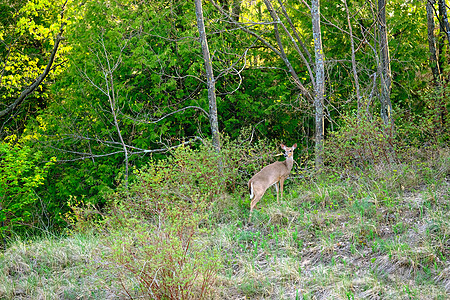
[0,141,54,238]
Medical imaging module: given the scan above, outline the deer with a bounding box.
[248,143,297,222]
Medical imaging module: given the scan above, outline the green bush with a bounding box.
[103,141,225,299]
[397,84,450,147]
[99,136,281,298]
[0,142,55,241]
[325,114,397,169]
[60,135,281,298]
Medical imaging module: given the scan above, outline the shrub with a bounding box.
[397,84,449,147]
[0,142,55,242]
[221,130,280,190]
[325,114,397,170]
[103,142,225,299]
[65,136,280,298]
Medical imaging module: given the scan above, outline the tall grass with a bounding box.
[0,232,127,299]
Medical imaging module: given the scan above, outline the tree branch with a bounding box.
[211,0,312,100]
[45,136,203,163]
[0,2,67,119]
[264,0,314,98]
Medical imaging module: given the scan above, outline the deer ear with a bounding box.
[293,143,297,149]
[280,144,286,149]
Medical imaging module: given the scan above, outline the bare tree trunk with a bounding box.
[344,0,362,117]
[427,0,441,82]
[436,0,449,132]
[378,0,393,126]
[311,0,325,169]
[438,0,450,83]
[438,0,450,45]
[194,0,221,154]
[90,36,131,182]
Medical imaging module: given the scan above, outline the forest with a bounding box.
[0,0,449,298]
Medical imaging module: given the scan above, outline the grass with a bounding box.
[0,233,129,299]
[212,149,450,299]
[1,148,449,299]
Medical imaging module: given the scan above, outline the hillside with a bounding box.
[0,149,449,299]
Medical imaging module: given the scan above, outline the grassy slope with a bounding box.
[214,160,450,299]
[1,150,449,299]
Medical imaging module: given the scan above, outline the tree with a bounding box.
[343,0,362,115]
[194,0,221,154]
[378,0,393,125]
[0,0,68,138]
[32,0,218,206]
[438,0,450,46]
[311,0,325,169]
[427,0,441,82]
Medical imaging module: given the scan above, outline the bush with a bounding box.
[397,84,449,147]
[101,136,281,298]
[103,142,225,299]
[63,136,280,298]
[221,130,280,187]
[325,114,397,170]
[0,142,55,242]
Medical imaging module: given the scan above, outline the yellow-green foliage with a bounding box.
[1,0,70,100]
[0,142,55,239]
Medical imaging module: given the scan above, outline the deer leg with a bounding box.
[279,177,285,200]
[249,193,261,222]
[250,193,262,212]
[274,181,279,202]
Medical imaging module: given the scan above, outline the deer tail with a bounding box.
[249,182,254,199]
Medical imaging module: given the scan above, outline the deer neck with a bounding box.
[284,156,294,171]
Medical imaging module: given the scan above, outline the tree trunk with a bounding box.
[311,0,325,169]
[344,0,362,117]
[427,0,441,82]
[194,0,221,154]
[436,0,449,132]
[378,0,393,125]
[438,0,450,45]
